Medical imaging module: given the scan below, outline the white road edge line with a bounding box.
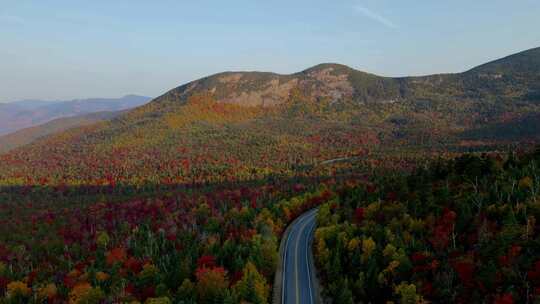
[295,212,316,304]
[295,215,310,303]
[281,220,292,304]
[282,209,318,304]
[306,216,316,304]
[282,211,309,304]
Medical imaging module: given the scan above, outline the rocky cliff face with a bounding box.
[150,47,540,110]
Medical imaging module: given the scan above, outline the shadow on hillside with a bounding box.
[0,170,367,213]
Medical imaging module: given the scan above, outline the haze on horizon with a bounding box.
[1,0,540,102]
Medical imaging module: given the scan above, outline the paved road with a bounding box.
[282,208,318,304]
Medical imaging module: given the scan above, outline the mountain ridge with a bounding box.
[0,94,149,105]
[0,111,122,153]
[1,47,539,186]
[0,95,151,135]
[147,46,540,110]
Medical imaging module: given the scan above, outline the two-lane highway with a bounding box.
[281,208,318,304]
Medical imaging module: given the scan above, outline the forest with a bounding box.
[0,47,539,303]
[314,148,540,303]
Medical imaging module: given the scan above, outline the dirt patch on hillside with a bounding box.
[219,78,299,107]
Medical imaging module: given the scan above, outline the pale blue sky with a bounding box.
[1,0,539,102]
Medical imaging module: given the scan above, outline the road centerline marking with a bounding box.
[281,208,318,304]
[295,212,315,304]
[306,219,316,304]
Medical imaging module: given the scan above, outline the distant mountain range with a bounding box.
[0,111,123,153]
[1,47,539,184]
[0,95,151,136]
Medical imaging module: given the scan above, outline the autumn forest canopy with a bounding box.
[0,47,540,303]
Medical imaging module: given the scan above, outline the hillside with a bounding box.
[0,111,120,153]
[314,150,540,303]
[0,48,539,303]
[0,95,151,135]
[152,47,540,108]
[1,48,539,187]
[459,47,540,99]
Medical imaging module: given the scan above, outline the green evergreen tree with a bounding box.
[334,278,354,304]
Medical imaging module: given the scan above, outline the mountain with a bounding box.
[0,95,151,135]
[0,111,121,153]
[1,48,539,186]
[1,99,62,110]
[154,63,399,107]
[0,48,538,304]
[468,47,540,76]
[153,47,540,108]
[457,47,540,99]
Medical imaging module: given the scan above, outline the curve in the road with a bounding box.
[281,208,319,304]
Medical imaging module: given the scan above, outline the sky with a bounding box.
[1,0,540,102]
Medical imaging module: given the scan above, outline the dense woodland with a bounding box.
[0,167,344,303]
[0,48,539,303]
[314,148,540,303]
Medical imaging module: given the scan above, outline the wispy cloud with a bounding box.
[353,4,397,29]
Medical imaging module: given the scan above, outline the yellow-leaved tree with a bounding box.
[234,262,270,304]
